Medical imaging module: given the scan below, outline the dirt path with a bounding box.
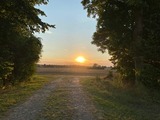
[1,78,59,120]
[2,76,96,120]
[69,77,95,120]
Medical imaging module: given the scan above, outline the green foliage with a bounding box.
[141,64,160,89]
[0,0,54,34]
[0,0,53,86]
[0,34,42,86]
[12,35,42,83]
[0,62,14,86]
[82,0,137,85]
[82,0,160,89]
[0,42,14,86]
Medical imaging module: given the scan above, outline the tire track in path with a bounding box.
[2,77,62,120]
[2,76,96,120]
[68,77,95,120]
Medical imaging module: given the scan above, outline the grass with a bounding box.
[38,77,73,120]
[0,75,54,118]
[36,67,108,76]
[81,76,160,120]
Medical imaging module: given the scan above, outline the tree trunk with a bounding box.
[2,78,6,87]
[133,7,143,85]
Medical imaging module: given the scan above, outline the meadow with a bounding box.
[36,66,110,76]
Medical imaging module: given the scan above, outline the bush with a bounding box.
[140,64,160,89]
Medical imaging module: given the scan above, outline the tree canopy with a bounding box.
[82,0,160,88]
[0,0,54,86]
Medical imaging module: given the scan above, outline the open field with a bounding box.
[36,66,110,76]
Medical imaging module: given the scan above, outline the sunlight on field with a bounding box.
[36,67,110,76]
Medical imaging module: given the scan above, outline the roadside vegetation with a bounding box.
[0,75,53,118]
[81,76,160,120]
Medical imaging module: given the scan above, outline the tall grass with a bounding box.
[81,76,160,120]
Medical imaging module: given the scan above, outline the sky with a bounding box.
[36,0,112,66]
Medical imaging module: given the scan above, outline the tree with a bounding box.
[0,0,53,86]
[82,0,160,88]
[0,0,54,34]
[11,35,42,84]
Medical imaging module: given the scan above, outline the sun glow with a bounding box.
[75,56,86,63]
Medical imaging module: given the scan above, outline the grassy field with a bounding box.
[36,66,109,76]
[81,77,160,120]
[0,75,56,118]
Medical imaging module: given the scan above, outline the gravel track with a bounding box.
[2,76,96,120]
[2,78,60,120]
[69,77,95,120]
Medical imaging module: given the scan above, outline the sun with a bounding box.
[75,56,86,63]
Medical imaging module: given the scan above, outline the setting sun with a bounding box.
[75,56,86,63]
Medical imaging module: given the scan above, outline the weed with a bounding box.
[81,77,160,120]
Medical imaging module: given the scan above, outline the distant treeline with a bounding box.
[37,64,110,70]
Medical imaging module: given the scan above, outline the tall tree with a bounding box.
[82,0,160,88]
[0,0,54,86]
[11,35,42,83]
[0,0,54,34]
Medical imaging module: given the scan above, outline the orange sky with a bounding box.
[36,0,112,66]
